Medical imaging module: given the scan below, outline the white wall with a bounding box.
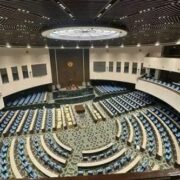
[144,57,180,73]
[136,79,180,112]
[0,48,52,99]
[90,46,162,84]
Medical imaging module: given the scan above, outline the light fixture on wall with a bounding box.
[120,44,124,48]
[42,25,128,41]
[155,41,160,46]
[61,44,64,49]
[176,39,180,45]
[45,44,49,49]
[27,44,31,49]
[76,44,80,49]
[6,42,11,48]
[90,44,94,49]
[137,43,141,47]
[105,44,109,49]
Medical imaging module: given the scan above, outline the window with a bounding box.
[116,62,121,72]
[22,66,29,79]
[109,61,113,72]
[11,67,19,81]
[132,62,138,74]
[93,62,106,72]
[124,62,129,73]
[0,68,9,84]
[31,64,47,77]
[140,63,146,75]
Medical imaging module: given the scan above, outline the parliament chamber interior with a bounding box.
[0,1,180,180]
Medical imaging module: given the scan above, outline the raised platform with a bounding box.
[53,86,95,105]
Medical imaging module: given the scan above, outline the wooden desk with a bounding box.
[75,105,85,114]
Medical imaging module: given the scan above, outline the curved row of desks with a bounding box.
[52,133,72,152]
[26,136,59,177]
[114,155,142,174]
[133,114,147,151]
[116,119,121,140]
[140,112,163,159]
[82,142,114,155]
[10,138,23,179]
[125,117,134,145]
[40,135,66,164]
[148,109,180,166]
[78,148,126,168]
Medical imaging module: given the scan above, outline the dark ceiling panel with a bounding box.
[61,0,109,19]
[0,0,179,47]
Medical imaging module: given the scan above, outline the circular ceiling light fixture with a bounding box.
[42,26,127,41]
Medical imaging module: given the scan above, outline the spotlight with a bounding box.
[120,44,124,48]
[105,44,109,49]
[137,43,141,47]
[76,44,80,49]
[90,44,94,49]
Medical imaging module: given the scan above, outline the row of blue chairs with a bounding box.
[78,152,132,176]
[145,111,173,162]
[34,110,43,132]
[31,136,63,173]
[137,114,156,154]
[82,146,118,162]
[151,108,180,143]
[95,85,127,95]
[0,111,15,135]
[44,134,70,158]
[0,141,10,179]
[7,111,25,136]
[143,77,180,93]
[6,91,46,107]
[17,138,40,178]
[45,109,53,131]
[22,110,34,134]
